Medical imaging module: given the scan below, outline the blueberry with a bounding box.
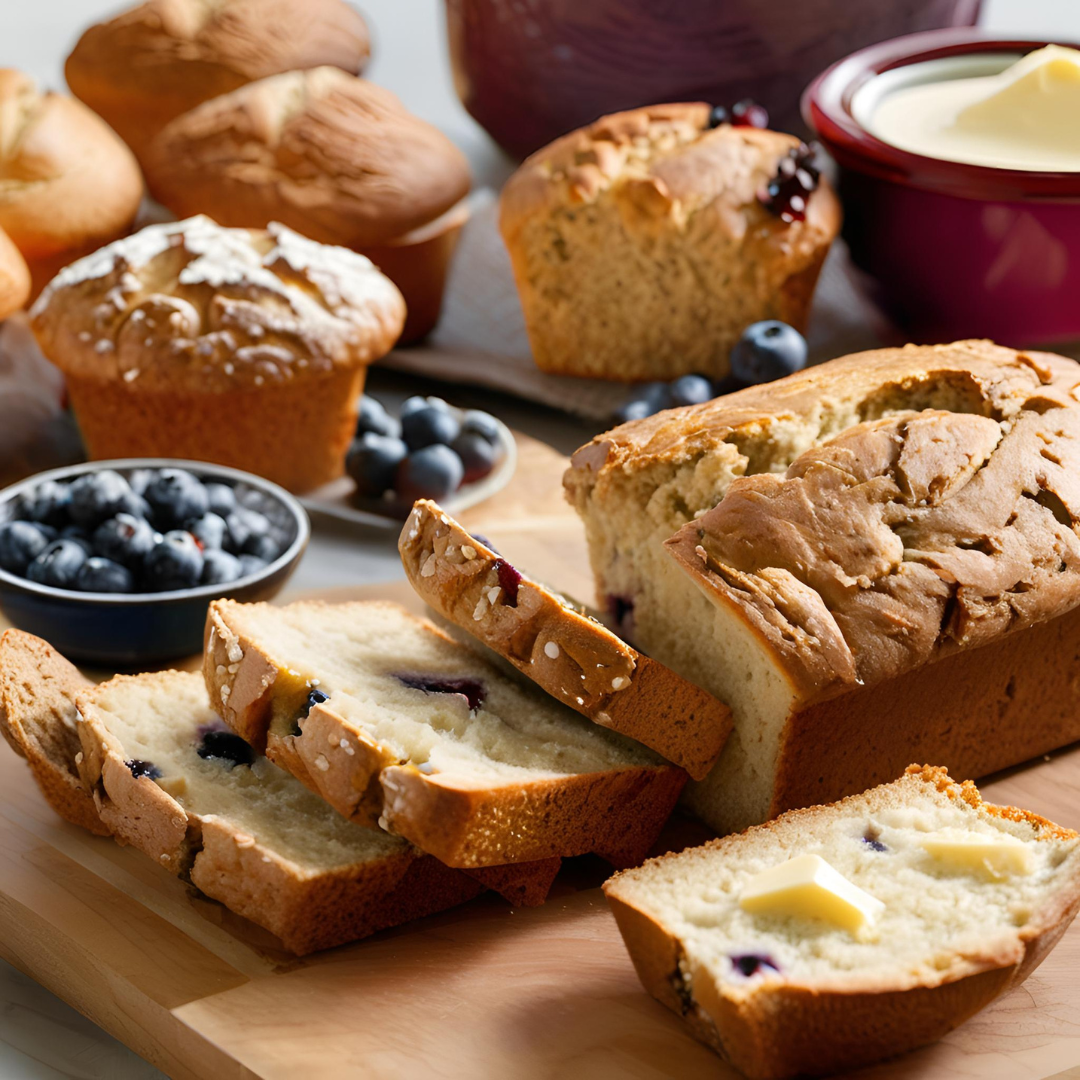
[730,953,780,977]
[126,469,155,497]
[196,730,255,767]
[144,469,209,529]
[246,533,281,562]
[201,549,243,584]
[22,479,71,527]
[143,530,204,591]
[399,395,430,419]
[126,759,161,780]
[395,445,465,501]
[346,433,409,498]
[36,524,60,543]
[293,687,330,733]
[356,395,401,439]
[68,470,137,529]
[612,399,654,425]
[75,557,135,593]
[26,539,88,588]
[0,521,51,574]
[729,321,807,385]
[92,513,156,567]
[187,512,227,551]
[237,554,269,578]
[224,506,272,554]
[460,410,501,444]
[712,374,746,397]
[396,674,486,712]
[204,482,236,518]
[59,525,93,554]
[670,374,714,407]
[707,104,730,129]
[401,403,461,451]
[450,432,497,484]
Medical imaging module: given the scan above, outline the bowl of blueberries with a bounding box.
[0,459,309,666]
[302,394,516,526]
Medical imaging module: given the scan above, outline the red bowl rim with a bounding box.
[801,28,1080,201]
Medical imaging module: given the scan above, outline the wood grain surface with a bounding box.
[2,435,1080,1079]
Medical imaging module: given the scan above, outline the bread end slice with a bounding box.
[0,629,109,835]
[604,765,1080,1080]
[399,499,732,779]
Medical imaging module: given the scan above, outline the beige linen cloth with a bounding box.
[386,188,897,420]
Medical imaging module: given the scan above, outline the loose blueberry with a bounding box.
[730,321,807,385]
[143,530,204,591]
[204,482,237,518]
[224,507,272,554]
[493,558,521,607]
[126,759,162,780]
[197,730,255,767]
[396,674,486,712]
[450,432,497,484]
[612,399,654,425]
[26,539,88,587]
[730,953,781,977]
[712,374,746,397]
[237,554,269,578]
[396,445,465,501]
[356,395,401,439]
[402,403,461,451]
[346,433,409,498]
[669,374,714,407]
[731,99,769,128]
[201,549,244,584]
[186,512,228,551]
[613,381,672,424]
[92,513,156,568]
[75,557,135,593]
[707,104,730,129]
[144,469,209,529]
[68,470,137,529]
[460,410,501,444]
[22,479,71,527]
[0,520,50,574]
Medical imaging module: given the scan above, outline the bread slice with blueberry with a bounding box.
[398,499,731,779]
[499,103,840,382]
[204,598,686,869]
[605,765,1080,1080]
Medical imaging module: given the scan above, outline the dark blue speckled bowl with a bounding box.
[0,459,309,667]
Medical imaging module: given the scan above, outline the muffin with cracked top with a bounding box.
[30,216,405,493]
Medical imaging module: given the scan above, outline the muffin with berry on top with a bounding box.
[499,102,840,382]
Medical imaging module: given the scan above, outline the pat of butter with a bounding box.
[739,854,885,934]
[919,830,1035,878]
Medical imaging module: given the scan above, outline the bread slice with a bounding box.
[0,629,108,835]
[204,599,686,868]
[604,765,1080,1080]
[73,666,492,954]
[398,500,731,779]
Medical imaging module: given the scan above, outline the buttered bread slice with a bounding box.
[204,599,686,868]
[605,765,1080,1080]
[399,500,731,779]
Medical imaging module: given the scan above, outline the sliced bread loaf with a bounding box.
[0,629,108,835]
[604,765,1080,1080]
[204,598,686,868]
[398,500,731,779]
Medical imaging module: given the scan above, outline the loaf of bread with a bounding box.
[499,104,840,381]
[30,216,405,492]
[0,70,142,297]
[143,67,472,343]
[399,499,731,779]
[0,227,30,321]
[204,598,686,868]
[65,0,370,162]
[605,765,1080,1080]
[566,340,1080,834]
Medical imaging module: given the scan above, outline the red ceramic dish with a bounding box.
[803,30,1080,345]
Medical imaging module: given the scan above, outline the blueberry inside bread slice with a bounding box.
[73,666,487,954]
[604,765,1080,1080]
[204,598,686,868]
[398,500,732,779]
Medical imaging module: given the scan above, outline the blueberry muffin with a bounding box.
[30,217,405,493]
[499,103,841,381]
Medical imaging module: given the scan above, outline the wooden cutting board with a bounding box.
[3,436,1080,1080]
